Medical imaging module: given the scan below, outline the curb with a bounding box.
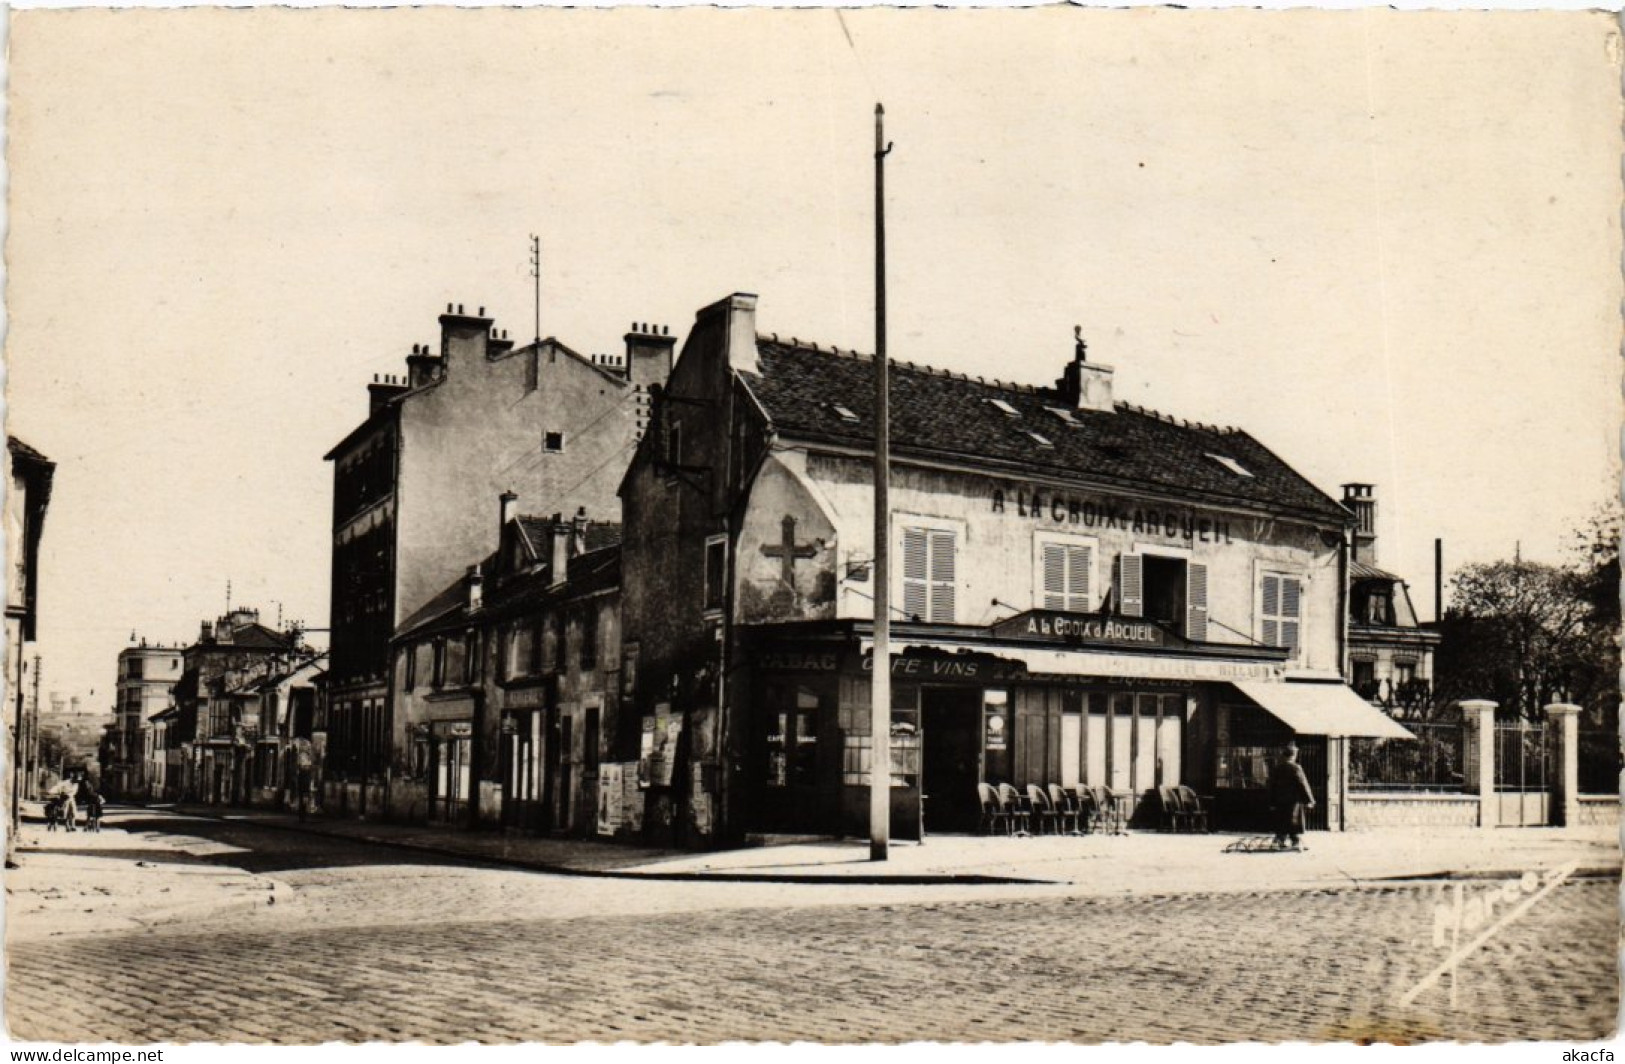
[152,806,1058,886]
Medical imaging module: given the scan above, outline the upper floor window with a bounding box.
[580,607,599,671]
[404,644,417,691]
[463,631,481,686]
[126,657,145,680]
[1036,535,1094,613]
[902,527,956,623]
[1119,552,1208,640]
[544,432,564,453]
[1260,572,1304,656]
[431,638,447,688]
[704,536,728,612]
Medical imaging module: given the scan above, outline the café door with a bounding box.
[921,687,982,833]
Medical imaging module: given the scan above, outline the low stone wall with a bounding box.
[1347,791,1479,829]
[1576,795,1619,827]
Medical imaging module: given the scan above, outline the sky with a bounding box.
[5,7,1620,712]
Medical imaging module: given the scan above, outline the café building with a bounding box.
[618,293,1409,845]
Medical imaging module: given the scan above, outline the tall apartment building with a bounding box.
[110,639,184,799]
[323,304,670,816]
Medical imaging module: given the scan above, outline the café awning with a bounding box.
[1229,680,1415,740]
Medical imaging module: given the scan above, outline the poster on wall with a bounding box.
[597,764,621,836]
[638,703,681,788]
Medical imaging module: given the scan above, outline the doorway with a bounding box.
[921,687,983,833]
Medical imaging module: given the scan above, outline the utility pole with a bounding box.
[870,103,894,862]
[28,655,40,800]
[529,234,542,343]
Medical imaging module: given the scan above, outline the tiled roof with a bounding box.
[395,544,621,642]
[517,516,622,560]
[1350,559,1402,583]
[739,338,1348,524]
[224,624,297,650]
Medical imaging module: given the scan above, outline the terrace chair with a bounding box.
[1027,784,1060,836]
[1174,785,1212,833]
[977,782,1008,836]
[1088,785,1123,835]
[996,782,1032,837]
[1157,786,1185,832]
[1048,783,1083,835]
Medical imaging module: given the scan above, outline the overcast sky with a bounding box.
[6,7,1619,709]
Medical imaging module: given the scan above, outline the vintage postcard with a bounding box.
[3,5,1620,1050]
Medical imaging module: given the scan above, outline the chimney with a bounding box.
[1342,484,1377,565]
[625,322,677,389]
[465,565,484,611]
[368,373,409,414]
[572,506,589,555]
[200,620,215,644]
[1055,328,1115,413]
[438,303,495,375]
[694,292,760,376]
[487,328,515,358]
[499,490,518,531]
[549,513,570,588]
[406,343,443,389]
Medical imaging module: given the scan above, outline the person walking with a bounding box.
[75,774,97,832]
[1267,742,1316,851]
[57,775,79,833]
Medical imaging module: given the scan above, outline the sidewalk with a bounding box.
[157,801,1621,893]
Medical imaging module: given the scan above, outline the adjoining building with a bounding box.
[1340,483,1440,717]
[323,305,670,819]
[390,497,621,833]
[619,293,1410,846]
[110,639,184,800]
[172,608,301,805]
[6,437,54,815]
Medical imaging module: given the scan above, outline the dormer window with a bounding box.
[1206,453,1253,478]
[830,403,859,423]
[987,398,1020,417]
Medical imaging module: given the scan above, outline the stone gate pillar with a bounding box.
[1460,699,1498,828]
[1544,702,1581,828]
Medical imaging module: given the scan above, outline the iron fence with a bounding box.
[1493,720,1549,793]
[1349,720,1466,792]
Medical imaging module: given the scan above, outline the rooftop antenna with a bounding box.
[226,578,232,613]
[529,234,542,343]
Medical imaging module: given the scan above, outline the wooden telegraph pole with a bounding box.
[870,104,894,861]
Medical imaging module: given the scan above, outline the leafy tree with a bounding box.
[1434,503,1620,723]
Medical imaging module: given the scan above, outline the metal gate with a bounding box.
[1494,719,1550,827]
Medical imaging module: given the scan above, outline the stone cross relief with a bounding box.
[760,514,818,593]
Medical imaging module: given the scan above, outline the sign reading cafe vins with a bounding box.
[992,486,1236,545]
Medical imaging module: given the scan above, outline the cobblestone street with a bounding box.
[6,810,1618,1044]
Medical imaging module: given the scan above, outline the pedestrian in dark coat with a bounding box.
[1267,743,1315,850]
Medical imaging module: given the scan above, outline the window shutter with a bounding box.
[929,530,956,622]
[1068,544,1092,612]
[1281,576,1302,652]
[1119,553,1143,617]
[1043,543,1066,610]
[1186,561,1208,642]
[902,528,928,621]
[1261,574,1280,647]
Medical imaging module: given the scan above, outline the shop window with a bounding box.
[1037,536,1094,612]
[704,536,727,612]
[902,526,956,622]
[1260,572,1304,655]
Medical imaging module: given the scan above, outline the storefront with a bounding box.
[743,611,1297,837]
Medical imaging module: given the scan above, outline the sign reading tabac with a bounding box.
[992,610,1175,649]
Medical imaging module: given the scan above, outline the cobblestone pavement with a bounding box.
[6,812,1618,1044]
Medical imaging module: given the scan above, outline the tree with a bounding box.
[1434,504,1620,723]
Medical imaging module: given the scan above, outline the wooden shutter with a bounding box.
[928,530,956,622]
[1042,543,1066,609]
[902,528,928,621]
[1119,553,1143,617]
[1281,576,1302,652]
[1186,561,1208,642]
[1068,544,1092,611]
[1261,574,1280,647]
